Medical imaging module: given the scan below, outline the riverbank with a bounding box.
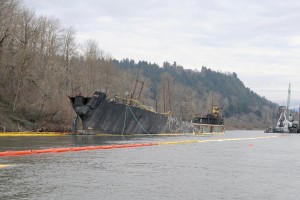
[0,99,269,132]
[0,100,72,132]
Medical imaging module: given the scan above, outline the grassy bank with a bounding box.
[0,100,71,132]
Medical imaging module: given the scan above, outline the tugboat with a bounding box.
[265,84,299,133]
[192,106,225,134]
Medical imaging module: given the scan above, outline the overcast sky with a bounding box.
[23,0,300,108]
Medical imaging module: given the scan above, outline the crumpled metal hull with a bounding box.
[69,92,173,134]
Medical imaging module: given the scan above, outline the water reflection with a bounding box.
[0,130,278,152]
[70,135,133,146]
[0,134,159,151]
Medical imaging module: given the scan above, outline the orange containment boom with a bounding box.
[0,143,159,157]
[0,135,281,158]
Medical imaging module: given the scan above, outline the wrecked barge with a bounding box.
[69,91,225,135]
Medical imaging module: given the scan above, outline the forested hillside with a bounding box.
[113,60,278,126]
[0,0,278,131]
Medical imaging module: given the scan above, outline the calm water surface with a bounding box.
[1,130,300,200]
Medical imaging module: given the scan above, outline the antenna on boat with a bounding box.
[167,78,172,113]
[162,78,172,114]
[211,98,214,113]
[286,83,291,117]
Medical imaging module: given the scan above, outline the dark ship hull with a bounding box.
[69,91,225,135]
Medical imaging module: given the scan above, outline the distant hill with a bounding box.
[113,59,278,129]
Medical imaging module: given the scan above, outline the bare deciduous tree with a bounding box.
[61,26,77,93]
[10,8,39,112]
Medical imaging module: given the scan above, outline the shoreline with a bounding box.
[0,132,70,137]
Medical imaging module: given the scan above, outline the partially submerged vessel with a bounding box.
[69,92,225,135]
[265,84,300,133]
[192,106,225,134]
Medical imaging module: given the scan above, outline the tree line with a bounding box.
[0,0,127,130]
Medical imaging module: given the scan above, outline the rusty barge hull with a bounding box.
[69,92,171,134]
[69,91,225,135]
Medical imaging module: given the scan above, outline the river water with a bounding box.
[1,130,300,200]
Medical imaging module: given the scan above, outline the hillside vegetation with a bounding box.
[0,0,278,131]
[113,60,278,129]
